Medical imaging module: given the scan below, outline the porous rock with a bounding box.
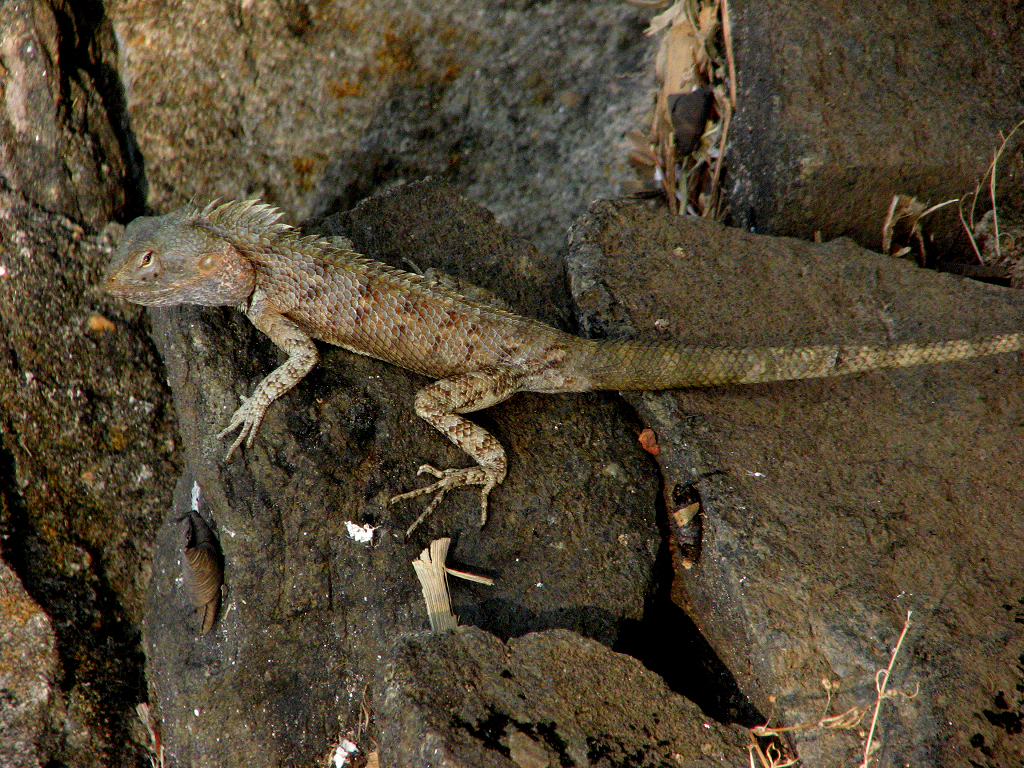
[378,626,747,767]
[143,182,664,767]
[568,199,1024,767]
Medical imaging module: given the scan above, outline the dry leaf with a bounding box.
[881,194,927,256]
[646,1,687,36]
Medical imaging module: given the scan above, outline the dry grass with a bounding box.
[746,610,917,768]
[627,0,735,219]
[959,118,1024,263]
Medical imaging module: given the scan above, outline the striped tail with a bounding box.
[579,333,1024,391]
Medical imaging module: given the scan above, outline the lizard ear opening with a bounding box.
[184,240,257,306]
[197,252,219,274]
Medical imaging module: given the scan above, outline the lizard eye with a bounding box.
[139,250,153,267]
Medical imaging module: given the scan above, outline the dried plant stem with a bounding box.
[859,610,912,768]
[720,0,737,107]
[985,119,1024,260]
[706,94,732,218]
[412,538,458,631]
[960,117,1024,261]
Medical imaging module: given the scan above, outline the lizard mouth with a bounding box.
[102,278,193,307]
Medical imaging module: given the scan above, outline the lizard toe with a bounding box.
[391,466,494,534]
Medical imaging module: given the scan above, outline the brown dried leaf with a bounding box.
[657,20,700,95]
[697,3,717,35]
[645,0,687,36]
[881,194,927,260]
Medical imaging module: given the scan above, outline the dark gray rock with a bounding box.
[0,1,174,764]
[0,562,60,768]
[0,0,139,226]
[107,0,655,257]
[729,0,1024,258]
[0,188,178,765]
[567,199,1024,767]
[143,182,663,767]
[378,626,748,768]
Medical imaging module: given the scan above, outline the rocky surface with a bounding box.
[728,0,1024,259]
[0,1,175,762]
[107,0,655,258]
[0,188,178,765]
[378,626,746,767]
[0,0,141,226]
[567,199,1024,767]
[0,562,60,768]
[4,0,1024,765]
[142,182,667,767]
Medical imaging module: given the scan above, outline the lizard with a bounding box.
[103,198,1024,534]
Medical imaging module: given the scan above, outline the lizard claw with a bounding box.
[390,465,495,536]
[216,395,267,459]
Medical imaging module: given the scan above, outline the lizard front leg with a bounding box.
[218,288,319,457]
[391,367,521,534]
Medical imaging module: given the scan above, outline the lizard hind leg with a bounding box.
[390,367,520,535]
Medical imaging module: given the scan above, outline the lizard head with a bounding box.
[104,207,257,307]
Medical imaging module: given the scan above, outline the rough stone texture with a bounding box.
[0,0,141,226]
[0,189,179,765]
[378,626,748,767]
[567,199,1024,768]
[0,562,60,768]
[7,0,1024,764]
[107,0,655,258]
[729,0,1024,259]
[0,3,175,763]
[143,182,663,767]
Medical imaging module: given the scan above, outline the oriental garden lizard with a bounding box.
[103,200,1024,533]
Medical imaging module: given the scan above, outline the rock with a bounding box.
[8,0,1024,764]
[0,188,179,765]
[142,182,663,766]
[728,0,1024,259]
[0,0,140,226]
[107,0,655,257]
[567,199,1024,767]
[377,626,748,767]
[0,3,175,760]
[0,562,60,768]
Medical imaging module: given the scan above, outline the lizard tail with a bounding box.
[582,333,1024,391]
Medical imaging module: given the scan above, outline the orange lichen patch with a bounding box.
[106,425,128,452]
[375,23,417,77]
[292,156,318,190]
[327,77,362,100]
[440,62,462,85]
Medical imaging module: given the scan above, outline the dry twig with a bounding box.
[859,610,918,768]
[959,118,1024,261]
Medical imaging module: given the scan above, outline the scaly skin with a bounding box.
[103,199,1024,532]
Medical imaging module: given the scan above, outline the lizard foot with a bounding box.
[216,395,267,459]
[390,464,496,536]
